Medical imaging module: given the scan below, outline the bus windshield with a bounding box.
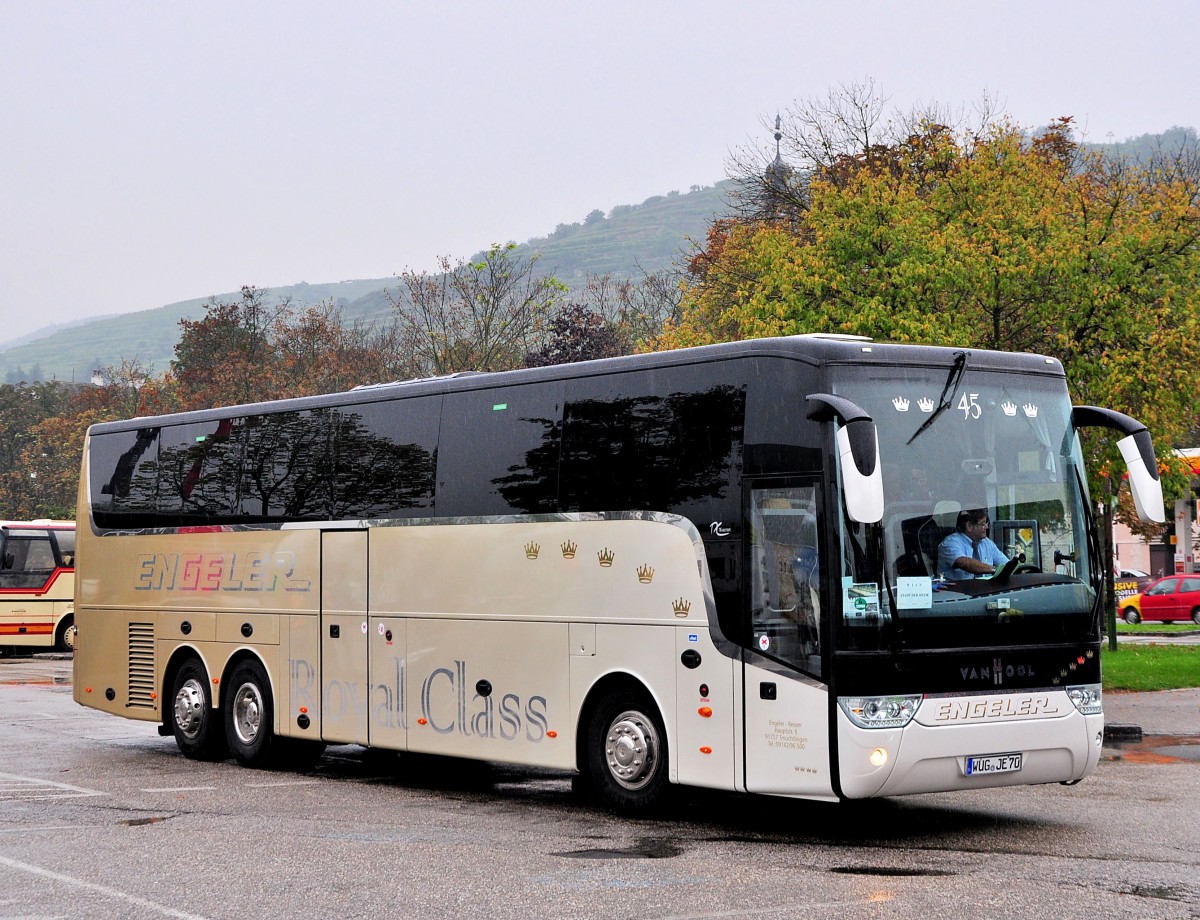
[832,361,1096,652]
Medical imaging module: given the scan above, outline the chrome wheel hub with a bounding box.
[173,679,206,740]
[232,682,263,745]
[604,710,659,791]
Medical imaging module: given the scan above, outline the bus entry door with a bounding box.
[320,530,369,745]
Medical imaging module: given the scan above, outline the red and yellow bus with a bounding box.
[0,520,76,654]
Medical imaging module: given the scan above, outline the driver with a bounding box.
[937,509,1009,580]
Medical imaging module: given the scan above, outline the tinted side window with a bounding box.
[239,409,334,521]
[437,383,564,517]
[333,397,440,518]
[89,427,161,528]
[743,356,824,474]
[560,365,745,524]
[156,419,246,523]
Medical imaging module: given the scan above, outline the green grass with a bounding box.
[1101,644,1200,691]
[1115,622,1198,634]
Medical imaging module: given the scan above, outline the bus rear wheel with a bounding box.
[584,689,669,815]
[1122,608,1140,624]
[1192,607,1200,625]
[225,659,282,768]
[169,659,227,761]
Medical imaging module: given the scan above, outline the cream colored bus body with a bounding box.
[73,449,749,794]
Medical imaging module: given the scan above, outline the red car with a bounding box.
[1123,574,1200,625]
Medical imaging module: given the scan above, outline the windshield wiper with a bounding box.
[907,351,968,445]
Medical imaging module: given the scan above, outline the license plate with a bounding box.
[964,752,1023,776]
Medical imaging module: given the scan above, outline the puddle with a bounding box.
[1104,734,1200,764]
[556,838,683,860]
[117,815,174,827]
[831,866,955,878]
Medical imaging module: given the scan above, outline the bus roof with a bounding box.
[86,334,1066,435]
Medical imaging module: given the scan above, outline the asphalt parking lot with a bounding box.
[2,652,1198,919]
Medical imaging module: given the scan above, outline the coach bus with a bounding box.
[1,520,76,654]
[72,335,1164,812]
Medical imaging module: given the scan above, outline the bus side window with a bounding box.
[750,485,822,678]
[0,536,56,588]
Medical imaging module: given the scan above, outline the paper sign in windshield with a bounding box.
[896,576,934,610]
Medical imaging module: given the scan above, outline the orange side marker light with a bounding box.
[699,746,713,755]
[698,707,712,718]
[546,730,558,739]
[417,718,427,726]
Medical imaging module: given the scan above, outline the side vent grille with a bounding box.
[127,622,156,709]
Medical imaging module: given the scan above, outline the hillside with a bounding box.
[0,182,732,383]
[6,122,1194,385]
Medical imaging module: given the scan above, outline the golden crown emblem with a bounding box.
[672,597,691,617]
[561,540,578,559]
[637,564,654,584]
[597,547,615,567]
[524,542,540,559]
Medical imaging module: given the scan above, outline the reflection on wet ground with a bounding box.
[1104,734,1200,764]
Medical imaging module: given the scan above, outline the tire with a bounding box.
[168,659,227,761]
[583,688,670,815]
[1192,607,1200,626]
[224,658,283,768]
[54,615,76,653]
[1123,608,1140,625]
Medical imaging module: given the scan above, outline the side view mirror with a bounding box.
[1071,406,1165,523]
[806,393,884,524]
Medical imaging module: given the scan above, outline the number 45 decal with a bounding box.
[958,393,982,419]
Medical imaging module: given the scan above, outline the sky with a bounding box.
[2,1,1197,346]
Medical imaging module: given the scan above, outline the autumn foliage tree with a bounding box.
[656,90,1200,517]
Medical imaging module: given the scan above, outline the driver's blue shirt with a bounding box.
[938,532,1009,581]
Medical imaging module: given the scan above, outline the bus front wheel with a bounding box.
[225,659,281,768]
[54,615,76,653]
[585,690,670,815]
[169,659,227,761]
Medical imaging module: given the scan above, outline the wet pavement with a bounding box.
[1103,686,1200,764]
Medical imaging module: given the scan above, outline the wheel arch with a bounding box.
[218,647,275,711]
[162,645,218,719]
[574,670,668,774]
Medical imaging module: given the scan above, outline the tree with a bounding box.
[0,381,77,517]
[273,301,407,396]
[172,286,293,410]
[388,244,565,376]
[524,304,622,367]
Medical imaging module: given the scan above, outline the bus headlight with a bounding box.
[1067,684,1102,716]
[838,695,922,729]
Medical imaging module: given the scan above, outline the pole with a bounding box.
[1103,485,1117,653]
